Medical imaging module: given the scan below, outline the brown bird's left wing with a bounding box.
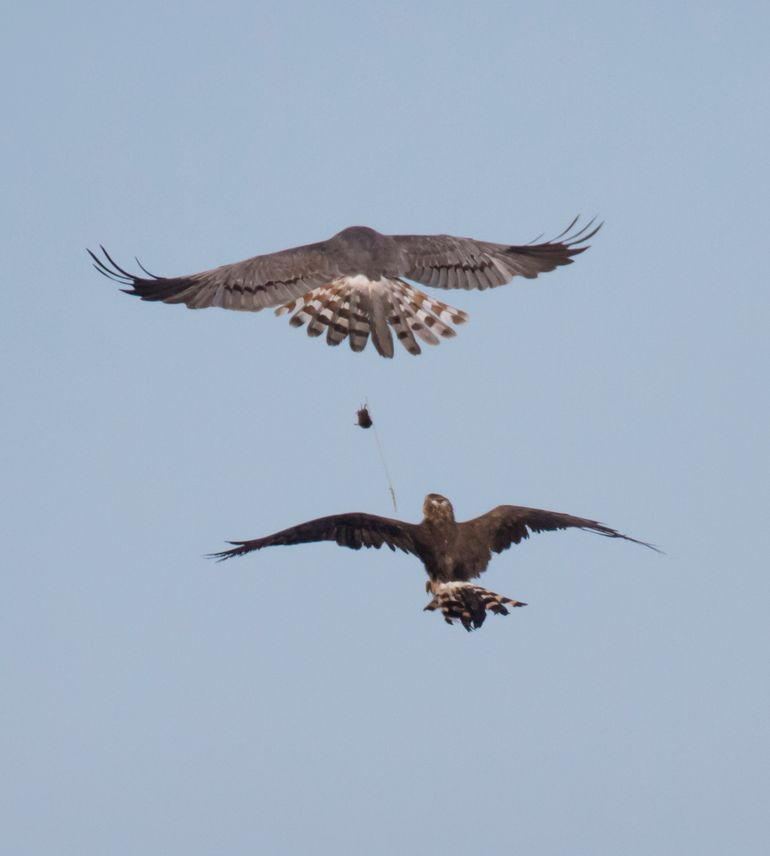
[391,217,601,291]
[209,512,421,561]
[457,505,659,577]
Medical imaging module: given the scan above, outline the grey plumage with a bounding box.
[89,218,600,358]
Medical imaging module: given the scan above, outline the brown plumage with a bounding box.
[210,493,659,631]
[89,218,600,358]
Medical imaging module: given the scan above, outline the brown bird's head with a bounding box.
[422,493,455,524]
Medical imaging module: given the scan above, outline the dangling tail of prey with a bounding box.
[356,399,397,512]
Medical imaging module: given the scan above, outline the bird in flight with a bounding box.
[89,218,600,358]
[211,493,658,631]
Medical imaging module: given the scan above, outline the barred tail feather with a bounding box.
[364,285,394,358]
[386,291,422,355]
[347,288,370,353]
[424,581,526,631]
[276,277,468,357]
[326,290,352,347]
[392,280,468,347]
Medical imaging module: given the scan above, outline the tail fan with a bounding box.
[424,581,526,631]
[276,277,467,357]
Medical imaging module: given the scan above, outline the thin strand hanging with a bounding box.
[356,401,397,512]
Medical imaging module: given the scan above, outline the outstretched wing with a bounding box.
[469,505,660,555]
[88,239,342,312]
[391,217,601,291]
[209,512,422,561]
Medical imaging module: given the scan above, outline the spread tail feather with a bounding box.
[276,276,468,357]
[424,581,526,631]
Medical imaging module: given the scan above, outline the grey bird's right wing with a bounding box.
[391,217,601,291]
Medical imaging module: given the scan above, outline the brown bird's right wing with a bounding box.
[88,238,342,312]
[209,512,422,561]
[457,505,659,578]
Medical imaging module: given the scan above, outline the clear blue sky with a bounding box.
[3,2,769,854]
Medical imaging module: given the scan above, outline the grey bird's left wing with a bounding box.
[88,239,342,311]
[391,217,600,291]
[209,512,422,561]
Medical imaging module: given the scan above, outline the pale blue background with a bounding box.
[2,2,769,854]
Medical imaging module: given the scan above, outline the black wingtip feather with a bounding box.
[527,216,603,250]
[88,246,168,293]
[206,542,249,562]
[88,248,132,284]
[134,257,162,278]
[550,214,581,242]
[582,527,663,553]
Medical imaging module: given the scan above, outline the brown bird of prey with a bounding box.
[89,218,599,358]
[211,493,657,631]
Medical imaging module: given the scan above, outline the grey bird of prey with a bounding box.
[211,493,658,631]
[89,218,600,358]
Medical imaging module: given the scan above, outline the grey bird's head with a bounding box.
[422,493,455,524]
[329,226,395,277]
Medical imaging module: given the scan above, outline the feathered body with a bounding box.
[211,493,658,631]
[90,220,599,357]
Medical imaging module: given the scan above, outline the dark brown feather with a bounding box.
[209,512,421,561]
[206,494,658,629]
[210,496,657,573]
[466,504,660,558]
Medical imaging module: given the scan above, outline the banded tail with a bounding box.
[275,276,468,358]
[424,581,526,631]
